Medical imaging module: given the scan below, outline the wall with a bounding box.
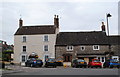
[14,34,56,63]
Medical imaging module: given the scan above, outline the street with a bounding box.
[1,65,120,76]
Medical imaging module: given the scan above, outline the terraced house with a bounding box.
[14,15,59,65]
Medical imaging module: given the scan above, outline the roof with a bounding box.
[14,25,56,35]
[56,31,108,45]
[109,35,120,45]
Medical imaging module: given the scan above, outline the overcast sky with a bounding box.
[0,0,119,44]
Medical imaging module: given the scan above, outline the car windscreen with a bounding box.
[110,59,119,62]
[77,59,85,62]
[47,58,55,62]
[93,60,100,62]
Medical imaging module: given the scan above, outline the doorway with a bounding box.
[63,54,72,62]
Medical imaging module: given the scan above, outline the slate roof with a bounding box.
[14,25,56,35]
[56,31,108,45]
[109,35,120,45]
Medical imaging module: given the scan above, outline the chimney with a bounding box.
[101,22,106,32]
[19,18,23,28]
[54,15,59,28]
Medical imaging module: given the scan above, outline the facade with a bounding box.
[55,22,120,64]
[55,31,109,64]
[14,15,59,64]
[14,15,119,65]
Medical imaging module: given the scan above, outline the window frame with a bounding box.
[21,55,26,62]
[23,46,26,52]
[44,45,49,51]
[22,36,26,42]
[81,46,85,51]
[43,35,49,42]
[93,45,99,50]
[66,46,74,51]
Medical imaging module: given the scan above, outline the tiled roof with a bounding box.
[56,31,108,45]
[14,25,56,35]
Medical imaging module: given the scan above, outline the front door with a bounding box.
[63,55,72,62]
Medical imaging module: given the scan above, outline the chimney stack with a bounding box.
[19,18,23,28]
[101,22,106,32]
[54,15,59,28]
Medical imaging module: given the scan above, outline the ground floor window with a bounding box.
[22,55,26,62]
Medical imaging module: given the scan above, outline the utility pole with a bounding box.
[106,13,112,60]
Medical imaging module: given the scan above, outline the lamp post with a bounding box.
[106,13,112,60]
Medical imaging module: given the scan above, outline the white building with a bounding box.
[14,15,59,65]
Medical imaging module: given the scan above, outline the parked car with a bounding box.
[25,58,43,67]
[88,59,102,68]
[103,59,120,68]
[55,58,63,66]
[71,59,87,68]
[44,58,57,68]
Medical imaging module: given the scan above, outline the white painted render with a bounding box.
[14,34,56,63]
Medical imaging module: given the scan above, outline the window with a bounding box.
[102,57,104,62]
[66,46,73,51]
[22,55,25,62]
[23,46,26,52]
[81,46,85,51]
[23,36,26,42]
[44,35,49,42]
[93,45,99,50]
[44,45,48,51]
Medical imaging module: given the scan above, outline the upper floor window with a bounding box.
[93,45,99,50]
[81,46,85,51]
[44,35,49,42]
[23,36,26,42]
[44,45,48,51]
[23,46,26,52]
[66,46,74,51]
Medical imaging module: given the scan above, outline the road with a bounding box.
[2,66,120,76]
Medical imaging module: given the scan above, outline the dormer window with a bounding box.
[44,35,49,42]
[93,45,99,50]
[23,36,26,42]
[66,46,74,51]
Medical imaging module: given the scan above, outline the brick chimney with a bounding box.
[101,22,106,32]
[19,18,23,28]
[54,15,59,28]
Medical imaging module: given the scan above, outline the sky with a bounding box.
[0,0,120,44]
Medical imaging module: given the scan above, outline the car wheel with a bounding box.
[88,66,90,68]
[31,64,34,67]
[84,66,87,68]
[117,66,120,69]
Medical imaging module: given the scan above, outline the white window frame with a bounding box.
[23,46,26,52]
[43,35,49,42]
[22,36,26,42]
[44,45,49,51]
[66,46,74,51]
[93,45,99,50]
[20,54,27,62]
[81,46,85,51]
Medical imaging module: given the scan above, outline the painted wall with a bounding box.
[14,34,56,63]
